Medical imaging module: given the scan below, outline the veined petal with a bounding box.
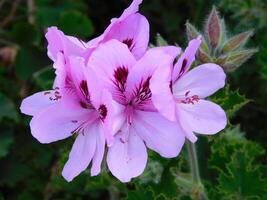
[88,40,136,103]
[103,13,149,59]
[62,123,98,182]
[134,110,185,158]
[20,90,56,116]
[125,47,174,100]
[107,126,147,182]
[172,37,201,82]
[30,103,91,144]
[173,63,226,99]
[177,99,227,135]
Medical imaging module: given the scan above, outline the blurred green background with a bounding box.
[0,0,267,199]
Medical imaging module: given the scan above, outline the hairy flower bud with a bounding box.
[205,6,222,48]
[222,30,254,53]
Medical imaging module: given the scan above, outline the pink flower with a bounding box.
[87,39,185,182]
[20,55,123,182]
[46,0,149,64]
[150,36,227,143]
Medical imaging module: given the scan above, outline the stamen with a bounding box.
[180,95,200,104]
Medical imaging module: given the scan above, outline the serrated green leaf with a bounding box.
[217,151,267,200]
[0,92,18,122]
[211,85,249,117]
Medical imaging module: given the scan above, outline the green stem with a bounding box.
[186,141,209,200]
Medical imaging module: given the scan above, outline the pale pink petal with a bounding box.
[30,103,91,143]
[45,27,87,62]
[172,36,202,81]
[103,13,149,59]
[62,123,98,182]
[107,127,147,182]
[177,99,227,135]
[20,91,55,116]
[173,63,226,99]
[152,46,181,58]
[176,109,198,143]
[53,52,66,89]
[91,127,105,176]
[119,0,143,20]
[134,111,185,158]
[150,64,176,121]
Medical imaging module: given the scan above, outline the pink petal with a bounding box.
[45,27,87,62]
[62,123,98,182]
[173,63,226,99]
[150,64,176,121]
[177,99,227,136]
[91,127,105,176]
[134,111,185,158]
[172,37,202,82]
[88,39,136,102]
[107,127,147,182]
[125,47,174,100]
[30,103,91,143]
[119,0,143,20]
[152,46,181,58]
[103,13,149,59]
[20,90,55,116]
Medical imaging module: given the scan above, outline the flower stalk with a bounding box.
[186,141,209,200]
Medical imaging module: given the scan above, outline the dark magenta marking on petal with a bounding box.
[80,80,89,98]
[98,104,108,121]
[178,58,188,78]
[122,38,134,50]
[133,76,152,104]
[114,66,129,92]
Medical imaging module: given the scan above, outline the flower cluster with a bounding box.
[20,0,227,183]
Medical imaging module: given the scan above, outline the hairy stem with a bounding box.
[186,141,209,200]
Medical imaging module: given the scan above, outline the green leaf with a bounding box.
[0,132,14,159]
[211,85,249,118]
[15,47,50,81]
[11,22,41,46]
[0,92,18,122]
[58,10,94,38]
[125,186,154,200]
[217,151,267,200]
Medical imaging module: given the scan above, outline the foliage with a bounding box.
[0,0,266,200]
